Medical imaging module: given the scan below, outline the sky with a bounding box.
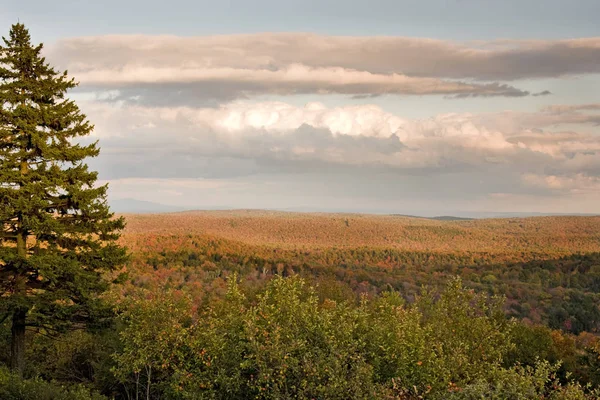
[3,0,600,215]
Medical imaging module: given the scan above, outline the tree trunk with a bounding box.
[11,218,28,376]
[146,365,151,400]
[10,308,27,376]
[11,228,28,376]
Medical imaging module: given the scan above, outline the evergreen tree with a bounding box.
[0,23,127,376]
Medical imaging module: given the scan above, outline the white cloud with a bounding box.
[76,98,600,213]
[82,100,600,182]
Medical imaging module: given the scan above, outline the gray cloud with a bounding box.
[474,104,600,130]
[82,100,600,189]
[45,33,600,213]
[75,78,530,108]
[541,103,600,115]
[51,34,600,81]
[49,33,600,101]
[533,90,552,97]
[76,98,600,213]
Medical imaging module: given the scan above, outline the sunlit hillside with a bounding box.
[121,210,600,254]
[115,211,600,336]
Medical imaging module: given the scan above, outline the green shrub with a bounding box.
[0,366,106,400]
[112,276,600,399]
[443,361,598,400]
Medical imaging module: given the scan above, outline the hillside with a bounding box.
[116,211,600,336]
[121,210,600,255]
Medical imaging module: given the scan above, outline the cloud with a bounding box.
[81,100,600,182]
[50,34,600,81]
[72,98,600,212]
[67,64,530,99]
[468,104,600,134]
[540,103,600,115]
[23,30,600,213]
[532,90,552,97]
[522,173,600,193]
[49,33,600,102]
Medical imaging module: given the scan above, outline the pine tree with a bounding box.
[0,23,127,376]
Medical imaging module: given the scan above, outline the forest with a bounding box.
[1,22,600,400]
[2,211,600,399]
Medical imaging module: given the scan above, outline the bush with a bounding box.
[444,361,597,400]
[112,276,599,399]
[0,366,106,400]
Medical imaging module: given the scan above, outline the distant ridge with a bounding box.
[110,198,186,214]
[389,214,474,221]
[273,207,598,219]
[109,200,598,219]
[454,211,598,219]
[430,216,475,221]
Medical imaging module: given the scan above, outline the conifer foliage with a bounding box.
[0,23,126,375]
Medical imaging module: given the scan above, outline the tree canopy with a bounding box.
[0,23,126,375]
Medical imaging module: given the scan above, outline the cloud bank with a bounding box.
[48,33,600,213]
[52,33,600,80]
[47,33,600,102]
[84,100,600,200]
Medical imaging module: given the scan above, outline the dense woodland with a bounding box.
[2,23,600,399]
[3,212,600,399]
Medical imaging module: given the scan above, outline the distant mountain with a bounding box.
[389,214,474,221]
[391,211,596,220]
[455,211,598,219]
[108,201,599,218]
[109,198,186,214]
[430,216,475,221]
[274,207,598,219]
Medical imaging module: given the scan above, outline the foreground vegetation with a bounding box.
[2,274,600,399]
[4,211,600,398]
